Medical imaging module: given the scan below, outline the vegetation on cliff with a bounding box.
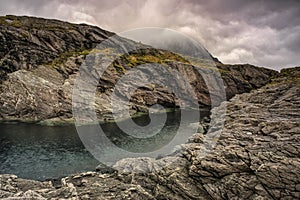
[0,15,279,123]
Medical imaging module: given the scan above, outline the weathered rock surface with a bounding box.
[0,15,277,123]
[0,15,114,75]
[1,67,299,199]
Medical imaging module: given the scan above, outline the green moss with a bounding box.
[0,15,79,31]
[80,49,92,56]
[109,49,223,75]
[49,49,89,66]
[46,47,118,67]
[117,49,189,70]
[0,16,22,27]
[269,67,300,84]
[50,51,76,66]
[114,63,126,73]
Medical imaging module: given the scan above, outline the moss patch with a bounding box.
[0,16,22,28]
[111,48,189,74]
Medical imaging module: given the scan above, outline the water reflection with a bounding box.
[0,110,209,180]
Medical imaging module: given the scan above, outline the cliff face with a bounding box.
[0,15,299,199]
[0,15,278,123]
[0,15,114,75]
[0,67,299,199]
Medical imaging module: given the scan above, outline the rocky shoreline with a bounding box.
[0,15,299,199]
[1,67,299,199]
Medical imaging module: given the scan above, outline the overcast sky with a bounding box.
[0,0,299,70]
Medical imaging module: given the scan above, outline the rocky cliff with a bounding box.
[0,15,299,199]
[0,15,277,123]
[0,67,299,199]
[0,15,114,75]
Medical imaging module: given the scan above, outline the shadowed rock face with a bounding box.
[0,67,299,199]
[0,15,277,123]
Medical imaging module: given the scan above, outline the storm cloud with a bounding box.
[0,0,299,70]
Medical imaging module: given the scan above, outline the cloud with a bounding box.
[0,0,299,70]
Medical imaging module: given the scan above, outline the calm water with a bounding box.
[0,110,209,180]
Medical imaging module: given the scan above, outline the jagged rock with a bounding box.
[0,15,277,123]
[1,67,298,199]
[0,15,114,74]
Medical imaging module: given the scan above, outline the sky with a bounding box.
[0,0,299,70]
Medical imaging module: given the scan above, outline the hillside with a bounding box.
[0,15,299,200]
[0,15,277,124]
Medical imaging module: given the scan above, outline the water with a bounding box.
[0,123,98,180]
[0,110,209,180]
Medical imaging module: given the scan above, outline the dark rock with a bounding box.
[0,15,114,74]
[0,16,278,123]
[1,67,298,199]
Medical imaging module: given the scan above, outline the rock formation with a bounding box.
[0,15,277,124]
[1,15,298,199]
[0,67,299,199]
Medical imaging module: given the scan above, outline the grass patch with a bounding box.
[0,16,22,28]
[119,49,188,67]
[114,63,126,73]
[48,47,117,66]
[110,49,189,74]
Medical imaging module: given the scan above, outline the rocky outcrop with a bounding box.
[1,67,299,199]
[0,15,114,75]
[0,15,277,123]
[217,63,278,99]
